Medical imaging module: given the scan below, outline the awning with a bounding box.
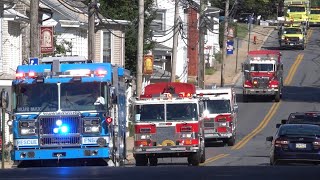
[3,9,29,22]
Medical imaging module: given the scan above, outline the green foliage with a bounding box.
[205,67,216,75]
[42,35,72,57]
[98,0,156,75]
[210,0,279,20]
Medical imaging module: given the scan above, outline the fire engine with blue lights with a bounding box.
[130,82,205,166]
[242,50,284,102]
[10,57,131,167]
[196,87,238,146]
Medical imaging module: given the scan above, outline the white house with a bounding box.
[0,4,28,144]
[151,0,220,82]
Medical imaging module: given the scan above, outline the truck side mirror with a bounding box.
[281,119,287,124]
[276,123,281,128]
[266,136,273,142]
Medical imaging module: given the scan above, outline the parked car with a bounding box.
[277,111,320,128]
[266,124,320,165]
[237,13,256,24]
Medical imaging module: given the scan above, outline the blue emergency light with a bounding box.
[53,119,69,134]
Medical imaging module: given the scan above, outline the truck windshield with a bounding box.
[135,104,165,122]
[204,100,231,114]
[250,63,274,72]
[14,84,58,112]
[311,10,320,14]
[166,103,198,121]
[135,103,198,122]
[283,28,302,34]
[60,82,106,111]
[288,7,305,12]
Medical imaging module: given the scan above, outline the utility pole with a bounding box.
[221,0,230,87]
[247,13,253,53]
[30,0,39,58]
[171,0,179,82]
[136,0,144,96]
[198,0,206,89]
[88,0,96,61]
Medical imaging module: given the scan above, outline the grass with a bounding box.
[205,67,216,75]
[236,23,258,40]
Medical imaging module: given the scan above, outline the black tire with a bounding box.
[188,152,201,166]
[275,91,280,102]
[135,155,148,166]
[149,157,158,166]
[227,136,236,146]
[200,148,206,163]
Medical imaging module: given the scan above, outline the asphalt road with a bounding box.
[1,28,320,179]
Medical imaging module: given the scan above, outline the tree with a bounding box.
[97,0,156,75]
[210,0,278,20]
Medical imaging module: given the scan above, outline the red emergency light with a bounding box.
[106,117,113,124]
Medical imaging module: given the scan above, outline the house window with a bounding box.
[103,31,111,63]
[152,9,166,36]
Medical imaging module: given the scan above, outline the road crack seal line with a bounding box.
[200,153,230,166]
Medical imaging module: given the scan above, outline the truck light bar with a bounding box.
[15,69,108,80]
[139,92,194,99]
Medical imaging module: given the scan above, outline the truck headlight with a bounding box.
[19,121,37,135]
[180,133,194,138]
[20,128,36,135]
[84,126,100,133]
[135,134,152,140]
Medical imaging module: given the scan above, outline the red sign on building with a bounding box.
[40,26,54,54]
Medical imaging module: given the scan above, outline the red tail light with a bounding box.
[274,137,289,148]
[176,123,199,133]
[106,117,113,124]
[134,124,156,134]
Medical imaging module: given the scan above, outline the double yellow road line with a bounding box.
[284,53,304,86]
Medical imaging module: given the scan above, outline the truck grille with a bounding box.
[39,115,81,147]
[154,126,176,146]
[287,37,299,42]
[204,121,215,128]
[252,77,269,88]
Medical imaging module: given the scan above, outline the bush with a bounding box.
[205,67,215,75]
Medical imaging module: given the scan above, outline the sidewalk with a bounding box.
[205,25,275,86]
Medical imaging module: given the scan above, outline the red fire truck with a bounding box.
[131,82,205,166]
[196,87,238,146]
[242,50,283,102]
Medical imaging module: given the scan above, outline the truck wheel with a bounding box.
[188,152,201,166]
[227,136,236,146]
[301,45,305,50]
[135,155,148,166]
[275,91,280,102]
[149,157,158,166]
[200,139,206,163]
